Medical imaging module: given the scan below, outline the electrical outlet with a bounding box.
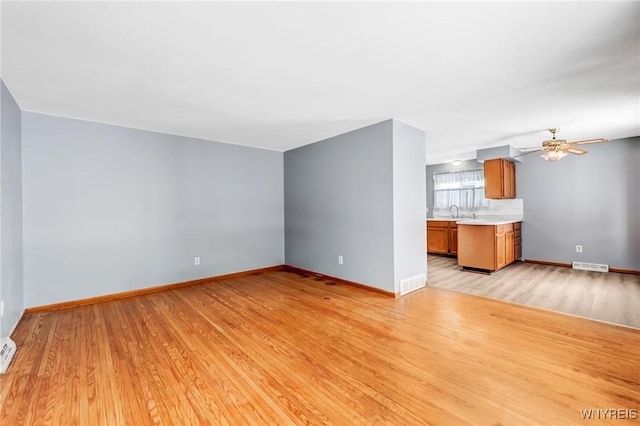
[194,256,201,265]
[576,245,583,253]
[0,300,4,317]
[338,256,343,265]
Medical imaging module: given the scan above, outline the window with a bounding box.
[433,169,488,211]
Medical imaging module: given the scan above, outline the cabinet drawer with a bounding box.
[427,221,449,228]
[514,222,521,230]
[515,236,522,245]
[514,229,521,238]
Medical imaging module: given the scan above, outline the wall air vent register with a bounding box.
[0,337,17,374]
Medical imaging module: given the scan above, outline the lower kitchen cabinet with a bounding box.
[426,220,457,255]
[457,222,521,272]
[514,222,522,260]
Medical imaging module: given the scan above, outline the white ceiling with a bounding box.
[2,1,639,164]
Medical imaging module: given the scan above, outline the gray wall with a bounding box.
[392,121,427,286]
[22,112,285,307]
[284,119,426,293]
[1,80,24,337]
[517,136,639,270]
[284,120,395,291]
[425,159,483,217]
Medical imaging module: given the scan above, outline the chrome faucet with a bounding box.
[449,204,459,218]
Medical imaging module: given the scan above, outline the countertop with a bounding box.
[427,216,523,226]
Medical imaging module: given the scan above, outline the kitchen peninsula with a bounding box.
[427,217,522,272]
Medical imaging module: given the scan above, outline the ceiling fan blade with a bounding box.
[519,146,543,150]
[568,138,608,145]
[566,147,588,155]
[513,148,543,158]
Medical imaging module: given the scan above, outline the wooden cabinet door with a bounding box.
[505,231,515,264]
[449,228,458,255]
[505,161,516,198]
[511,161,516,197]
[495,232,506,270]
[427,227,449,254]
[484,159,516,199]
[484,159,503,199]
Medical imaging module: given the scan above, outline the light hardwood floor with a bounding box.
[2,269,639,425]
[428,254,640,329]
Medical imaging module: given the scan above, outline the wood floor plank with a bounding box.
[2,269,639,425]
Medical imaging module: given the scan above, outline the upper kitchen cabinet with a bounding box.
[484,158,516,199]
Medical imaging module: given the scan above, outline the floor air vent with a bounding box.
[0,337,17,374]
[572,262,609,272]
[400,274,426,296]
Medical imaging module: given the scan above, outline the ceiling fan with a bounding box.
[517,128,608,161]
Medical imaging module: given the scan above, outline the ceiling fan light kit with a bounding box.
[541,149,567,161]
